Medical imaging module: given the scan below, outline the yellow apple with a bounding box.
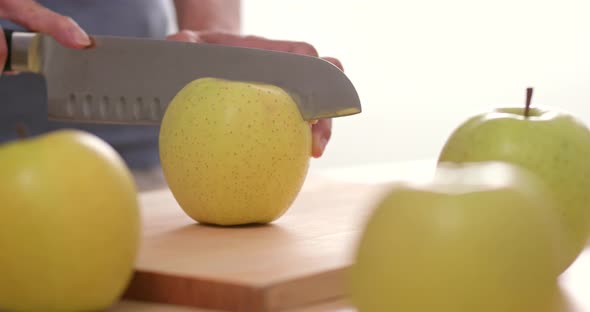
[349,162,568,312]
[159,77,312,226]
[0,130,141,311]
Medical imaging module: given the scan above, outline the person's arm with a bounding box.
[173,0,240,33]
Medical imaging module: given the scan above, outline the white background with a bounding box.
[240,0,590,172]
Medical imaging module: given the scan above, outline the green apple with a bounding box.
[0,129,141,311]
[159,77,312,226]
[349,162,568,312]
[438,97,590,271]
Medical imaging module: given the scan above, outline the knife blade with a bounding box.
[2,30,361,124]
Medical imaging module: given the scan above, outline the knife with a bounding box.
[2,30,361,124]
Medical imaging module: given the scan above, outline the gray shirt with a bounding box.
[0,0,174,169]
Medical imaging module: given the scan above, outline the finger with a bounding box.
[0,0,90,48]
[199,32,319,57]
[166,29,200,43]
[239,35,319,56]
[0,26,6,73]
[311,119,332,158]
[321,57,344,71]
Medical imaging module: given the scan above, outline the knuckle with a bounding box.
[244,35,264,41]
[328,58,343,70]
[294,42,318,56]
[178,30,199,42]
[179,29,193,36]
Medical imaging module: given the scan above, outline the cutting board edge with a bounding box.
[262,266,351,311]
[123,269,266,311]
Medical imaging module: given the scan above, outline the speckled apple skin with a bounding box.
[159,78,312,226]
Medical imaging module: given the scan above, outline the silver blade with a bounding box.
[25,34,361,124]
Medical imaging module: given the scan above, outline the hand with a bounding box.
[0,0,91,72]
[167,30,341,158]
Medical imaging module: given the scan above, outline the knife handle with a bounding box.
[3,28,13,72]
[2,30,35,73]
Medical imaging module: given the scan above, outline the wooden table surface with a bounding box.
[110,159,590,311]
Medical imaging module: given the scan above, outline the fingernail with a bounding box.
[72,28,91,46]
[320,137,329,150]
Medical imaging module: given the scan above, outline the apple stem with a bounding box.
[524,87,533,118]
[15,123,28,139]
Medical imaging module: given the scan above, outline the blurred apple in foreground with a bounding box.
[159,77,312,226]
[438,88,590,272]
[0,129,140,311]
[349,162,567,312]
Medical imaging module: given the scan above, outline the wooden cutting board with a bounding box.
[122,175,395,312]
[111,298,353,312]
[120,160,590,312]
